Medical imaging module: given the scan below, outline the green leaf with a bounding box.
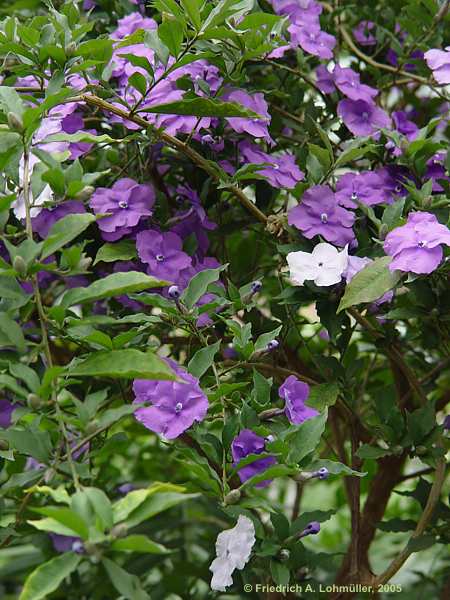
[270,560,290,586]
[41,213,97,260]
[253,325,282,352]
[18,553,82,600]
[181,264,227,309]
[307,459,366,477]
[290,509,335,535]
[180,0,202,29]
[286,410,328,464]
[30,507,89,539]
[111,534,170,554]
[158,20,184,56]
[356,445,391,459]
[140,97,259,118]
[128,72,147,96]
[306,383,339,410]
[2,427,52,463]
[68,349,175,380]
[60,272,168,307]
[338,257,402,313]
[0,312,26,352]
[0,276,30,308]
[0,86,25,117]
[93,241,137,265]
[187,340,220,378]
[102,558,150,600]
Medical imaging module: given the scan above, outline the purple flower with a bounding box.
[335,171,391,209]
[353,20,376,46]
[223,89,272,143]
[288,23,336,59]
[239,141,304,189]
[111,13,157,40]
[425,152,450,192]
[392,111,419,141]
[424,47,450,84]
[278,376,318,425]
[136,229,192,283]
[272,0,322,25]
[231,429,277,487]
[384,211,450,274]
[90,178,155,241]
[298,521,321,538]
[315,65,336,94]
[50,534,84,554]
[0,399,15,428]
[338,99,390,136]
[32,201,86,239]
[333,65,378,103]
[444,415,450,430]
[133,358,208,439]
[288,185,355,246]
[61,112,94,160]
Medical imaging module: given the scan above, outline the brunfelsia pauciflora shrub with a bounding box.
[0,0,449,597]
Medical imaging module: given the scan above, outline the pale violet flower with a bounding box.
[210,515,256,592]
[287,242,348,286]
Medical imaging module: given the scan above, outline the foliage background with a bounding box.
[0,0,449,599]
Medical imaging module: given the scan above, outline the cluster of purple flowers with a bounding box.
[133,359,208,439]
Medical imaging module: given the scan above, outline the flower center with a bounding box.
[417,240,427,248]
[272,163,279,170]
[318,262,324,267]
[175,402,183,413]
[351,192,358,201]
[118,200,128,209]
[156,254,165,262]
[320,212,328,223]
[395,185,402,193]
[362,111,369,119]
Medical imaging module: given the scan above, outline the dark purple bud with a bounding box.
[443,415,450,430]
[312,467,329,480]
[168,285,180,299]
[266,339,279,351]
[298,521,321,538]
[251,280,262,293]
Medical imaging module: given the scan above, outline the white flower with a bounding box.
[287,242,348,287]
[210,515,255,592]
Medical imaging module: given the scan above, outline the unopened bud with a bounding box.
[298,521,321,538]
[168,285,180,299]
[85,420,98,436]
[7,111,23,132]
[78,256,92,270]
[110,523,128,539]
[250,280,262,293]
[379,223,389,240]
[223,489,241,505]
[416,445,427,456]
[13,255,27,277]
[0,439,9,451]
[27,393,42,410]
[278,548,290,562]
[266,339,279,351]
[75,185,95,201]
[65,41,77,56]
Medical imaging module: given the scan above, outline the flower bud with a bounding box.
[278,548,290,562]
[110,523,128,539]
[250,280,262,293]
[75,185,95,201]
[168,285,180,299]
[78,256,92,270]
[312,466,329,480]
[7,111,23,132]
[266,339,279,351]
[223,489,241,505]
[0,439,9,451]
[13,255,27,277]
[27,393,42,410]
[415,445,427,456]
[298,521,321,538]
[378,223,389,240]
[65,41,77,56]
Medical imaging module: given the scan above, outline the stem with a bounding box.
[22,146,81,491]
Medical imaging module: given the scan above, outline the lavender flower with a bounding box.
[425,152,450,192]
[424,47,450,84]
[90,178,155,241]
[136,229,192,283]
[338,99,390,136]
[278,376,318,425]
[353,20,376,46]
[333,65,378,103]
[335,171,391,209]
[133,358,208,439]
[239,141,304,189]
[32,200,86,239]
[0,399,15,428]
[288,23,336,59]
[315,65,336,94]
[231,429,277,487]
[384,212,450,274]
[288,185,355,246]
[223,89,272,143]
